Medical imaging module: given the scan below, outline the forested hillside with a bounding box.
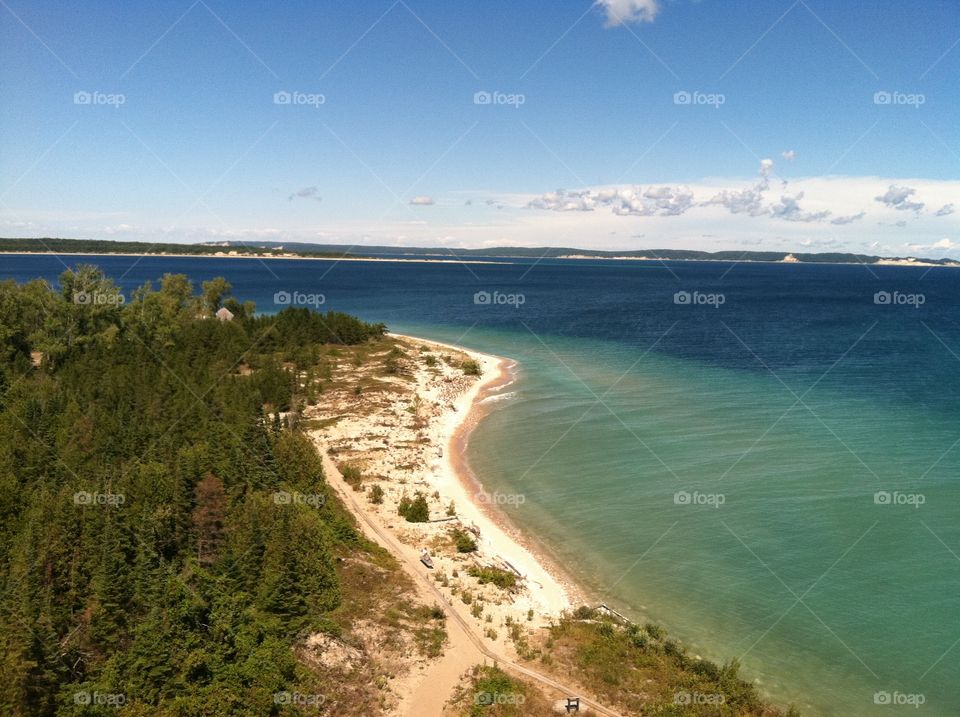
[0,267,386,715]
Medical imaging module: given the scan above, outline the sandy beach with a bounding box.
[300,332,616,714]
[305,333,575,623]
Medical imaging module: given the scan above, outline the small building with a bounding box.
[215,307,234,322]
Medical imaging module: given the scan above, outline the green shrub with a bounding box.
[368,484,384,504]
[468,565,516,589]
[398,493,429,522]
[451,528,478,553]
[461,359,481,376]
[340,463,362,489]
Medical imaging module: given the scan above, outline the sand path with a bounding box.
[321,453,625,717]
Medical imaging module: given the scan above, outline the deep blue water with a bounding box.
[2,253,959,716]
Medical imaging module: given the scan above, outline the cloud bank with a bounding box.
[596,0,660,27]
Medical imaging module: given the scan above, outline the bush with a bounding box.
[340,463,362,490]
[368,484,384,504]
[645,621,666,641]
[468,565,516,589]
[398,493,429,522]
[573,605,597,620]
[451,528,478,553]
[461,359,481,376]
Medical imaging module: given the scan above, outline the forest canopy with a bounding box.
[0,267,385,716]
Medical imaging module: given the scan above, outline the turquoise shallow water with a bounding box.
[5,254,959,716]
[457,329,959,717]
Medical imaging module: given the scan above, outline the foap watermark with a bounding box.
[874,491,925,509]
[73,691,126,707]
[273,490,326,508]
[673,90,725,108]
[873,690,926,708]
[474,691,526,706]
[474,290,525,308]
[874,291,924,308]
[274,90,326,108]
[473,90,525,108]
[274,290,325,307]
[273,691,326,707]
[674,290,725,308]
[74,90,126,108]
[476,490,526,507]
[73,290,125,306]
[74,490,126,507]
[674,490,725,508]
[674,691,725,706]
[873,91,925,109]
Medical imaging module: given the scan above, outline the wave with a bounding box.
[480,391,517,405]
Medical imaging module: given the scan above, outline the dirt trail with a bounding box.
[321,452,625,717]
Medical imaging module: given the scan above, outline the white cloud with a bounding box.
[768,192,831,223]
[935,203,955,217]
[288,186,321,202]
[875,184,924,212]
[596,0,660,27]
[830,211,865,225]
[707,184,768,216]
[932,238,955,249]
[781,150,796,161]
[528,185,694,216]
[409,196,435,206]
[528,189,595,212]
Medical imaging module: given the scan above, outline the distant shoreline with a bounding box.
[3,249,957,269]
[0,250,505,265]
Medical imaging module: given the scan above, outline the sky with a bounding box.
[1,0,958,256]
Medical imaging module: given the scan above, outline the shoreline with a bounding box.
[304,331,579,625]
[0,251,506,265]
[389,333,589,612]
[4,249,956,269]
[306,332,626,715]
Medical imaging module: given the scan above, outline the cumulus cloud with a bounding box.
[830,211,865,225]
[528,189,595,212]
[935,203,955,216]
[705,159,860,224]
[409,196,435,206]
[706,185,767,216]
[932,238,956,249]
[875,185,924,212]
[781,149,796,161]
[528,185,694,216]
[706,158,774,216]
[768,192,831,223]
[596,0,660,26]
[531,160,856,224]
[288,186,322,202]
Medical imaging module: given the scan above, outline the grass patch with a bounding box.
[467,565,517,590]
[535,611,802,716]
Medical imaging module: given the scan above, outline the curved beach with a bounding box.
[390,333,585,615]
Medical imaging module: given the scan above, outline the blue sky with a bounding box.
[1,0,958,255]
